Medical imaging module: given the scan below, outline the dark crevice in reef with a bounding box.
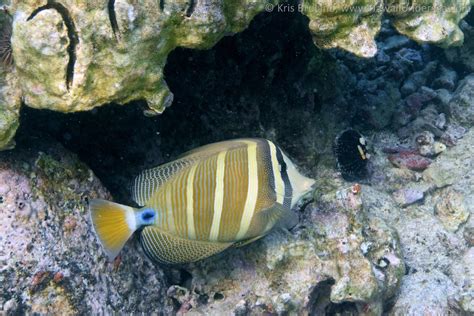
[326,302,358,316]
[185,0,196,17]
[308,278,335,314]
[466,8,474,25]
[27,1,78,90]
[308,278,358,316]
[160,0,165,12]
[108,0,120,37]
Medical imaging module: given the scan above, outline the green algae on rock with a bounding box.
[300,0,473,58]
[387,0,473,47]
[0,66,20,150]
[300,0,384,58]
[10,0,275,115]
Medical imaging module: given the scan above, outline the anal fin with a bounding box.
[140,227,234,265]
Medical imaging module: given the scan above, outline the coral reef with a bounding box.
[1,4,474,315]
[0,0,473,149]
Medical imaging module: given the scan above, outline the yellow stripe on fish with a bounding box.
[89,138,316,264]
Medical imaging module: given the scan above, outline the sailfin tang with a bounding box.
[89,199,137,260]
[140,227,233,265]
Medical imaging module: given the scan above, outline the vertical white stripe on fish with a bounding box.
[165,184,175,233]
[145,179,150,205]
[236,141,258,240]
[209,151,227,241]
[186,164,198,239]
[268,141,285,204]
[136,174,143,205]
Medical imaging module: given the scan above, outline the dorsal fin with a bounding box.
[131,158,197,206]
[131,139,260,206]
[140,226,234,264]
[177,138,258,159]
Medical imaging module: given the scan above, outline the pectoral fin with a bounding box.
[247,204,299,238]
[233,235,264,248]
[139,227,234,265]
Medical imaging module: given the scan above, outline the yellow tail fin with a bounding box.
[89,199,137,260]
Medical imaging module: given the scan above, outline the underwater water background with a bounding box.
[1,2,474,315]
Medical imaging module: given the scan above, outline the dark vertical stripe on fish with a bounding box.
[275,146,292,209]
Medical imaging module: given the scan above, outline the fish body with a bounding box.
[90,138,315,264]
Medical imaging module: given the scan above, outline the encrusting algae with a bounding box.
[90,138,315,264]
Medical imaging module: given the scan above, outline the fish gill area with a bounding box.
[1,2,474,315]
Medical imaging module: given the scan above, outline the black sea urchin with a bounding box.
[334,129,370,181]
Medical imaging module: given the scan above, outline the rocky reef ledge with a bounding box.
[0,0,473,149]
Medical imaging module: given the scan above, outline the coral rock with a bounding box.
[388,152,432,171]
[445,22,474,72]
[392,188,424,207]
[450,248,474,312]
[390,270,459,315]
[434,188,469,232]
[447,74,474,127]
[388,0,472,48]
[0,136,172,314]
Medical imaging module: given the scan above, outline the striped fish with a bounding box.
[90,139,315,265]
